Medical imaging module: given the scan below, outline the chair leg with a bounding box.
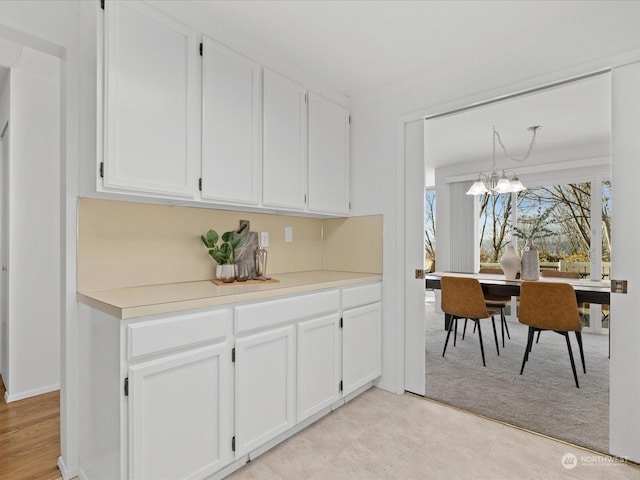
[500,308,510,347]
[520,327,534,375]
[462,318,468,340]
[453,317,458,347]
[575,331,586,374]
[476,319,486,367]
[535,330,541,344]
[491,316,500,356]
[442,314,454,358]
[563,332,580,388]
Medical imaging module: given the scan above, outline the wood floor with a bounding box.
[0,377,61,480]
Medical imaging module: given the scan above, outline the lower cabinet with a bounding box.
[234,324,296,456]
[342,283,383,396]
[343,302,382,396]
[128,344,231,480]
[297,314,341,422]
[78,281,381,480]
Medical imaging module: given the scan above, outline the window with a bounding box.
[478,177,611,332]
[425,189,436,271]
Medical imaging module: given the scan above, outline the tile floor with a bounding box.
[227,387,640,480]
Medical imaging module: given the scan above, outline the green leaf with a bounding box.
[231,236,243,249]
[205,229,219,247]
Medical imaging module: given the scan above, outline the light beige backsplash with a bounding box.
[78,198,382,292]
[322,216,383,274]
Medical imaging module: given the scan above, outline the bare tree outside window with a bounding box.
[425,190,436,270]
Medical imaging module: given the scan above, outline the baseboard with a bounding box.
[4,383,60,402]
[373,380,399,394]
[58,456,80,480]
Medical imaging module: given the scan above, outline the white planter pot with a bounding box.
[218,264,236,283]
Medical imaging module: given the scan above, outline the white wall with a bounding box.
[5,46,61,401]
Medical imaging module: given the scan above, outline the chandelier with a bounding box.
[466,125,541,195]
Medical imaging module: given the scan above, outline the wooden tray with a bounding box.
[211,278,279,286]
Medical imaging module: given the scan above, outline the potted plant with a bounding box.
[512,207,554,281]
[201,229,244,282]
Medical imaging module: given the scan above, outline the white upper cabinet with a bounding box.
[201,36,261,205]
[100,2,350,214]
[307,92,350,215]
[103,0,199,198]
[262,69,307,210]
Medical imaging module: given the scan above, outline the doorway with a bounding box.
[418,72,612,453]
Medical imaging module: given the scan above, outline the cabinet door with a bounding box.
[342,302,381,396]
[307,92,350,215]
[262,69,307,210]
[104,1,198,198]
[297,314,341,422]
[128,344,230,480]
[201,37,260,205]
[235,324,295,456]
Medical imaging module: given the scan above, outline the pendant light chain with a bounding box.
[494,126,541,163]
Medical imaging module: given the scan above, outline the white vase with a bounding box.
[520,240,540,281]
[499,245,520,280]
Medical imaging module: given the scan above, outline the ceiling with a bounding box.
[425,72,611,169]
[151,1,640,97]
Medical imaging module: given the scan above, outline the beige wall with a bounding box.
[322,216,383,274]
[78,198,382,291]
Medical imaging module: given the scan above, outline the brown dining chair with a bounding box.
[441,276,500,367]
[476,268,512,347]
[518,281,583,388]
[537,270,587,373]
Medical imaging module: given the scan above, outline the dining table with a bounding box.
[425,271,611,305]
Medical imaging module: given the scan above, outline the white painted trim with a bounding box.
[57,456,79,480]
[4,383,59,403]
[394,119,406,395]
[444,156,610,184]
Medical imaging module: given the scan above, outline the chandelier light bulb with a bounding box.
[466,125,540,195]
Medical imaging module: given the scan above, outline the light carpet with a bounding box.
[425,306,609,454]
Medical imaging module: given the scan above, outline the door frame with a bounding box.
[0,121,8,386]
[397,54,640,461]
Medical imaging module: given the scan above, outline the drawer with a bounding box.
[235,289,340,333]
[127,309,231,359]
[342,282,382,310]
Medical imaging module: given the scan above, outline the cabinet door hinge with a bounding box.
[232,436,236,452]
[100,0,105,10]
[124,377,129,396]
[348,115,351,124]
[99,162,104,178]
[304,93,307,103]
[199,42,203,57]
[339,317,343,329]
[198,178,202,191]
[231,347,236,363]
[339,380,343,393]
[304,194,307,204]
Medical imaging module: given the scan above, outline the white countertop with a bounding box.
[78,270,382,319]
